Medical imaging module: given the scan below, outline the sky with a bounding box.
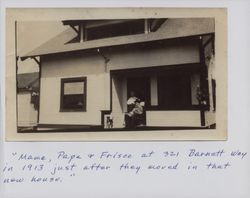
[17,21,68,74]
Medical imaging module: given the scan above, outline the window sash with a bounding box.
[64,82,85,95]
[60,77,87,112]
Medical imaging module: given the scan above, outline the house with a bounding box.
[17,72,39,130]
[20,18,216,131]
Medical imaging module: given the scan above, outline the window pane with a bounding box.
[87,20,144,40]
[63,94,84,109]
[64,82,84,95]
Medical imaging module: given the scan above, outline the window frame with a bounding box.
[85,19,145,41]
[60,77,87,112]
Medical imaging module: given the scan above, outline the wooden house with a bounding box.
[20,18,216,131]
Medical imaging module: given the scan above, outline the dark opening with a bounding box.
[62,94,85,110]
[158,73,191,108]
[127,76,151,107]
[87,20,145,40]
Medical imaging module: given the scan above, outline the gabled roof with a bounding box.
[17,72,39,91]
[21,18,215,60]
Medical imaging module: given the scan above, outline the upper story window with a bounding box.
[60,77,87,112]
[86,20,145,40]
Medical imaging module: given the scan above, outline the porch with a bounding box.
[18,124,215,133]
[102,63,215,130]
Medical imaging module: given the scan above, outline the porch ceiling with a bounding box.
[110,63,202,75]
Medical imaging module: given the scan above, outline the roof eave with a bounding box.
[20,32,214,60]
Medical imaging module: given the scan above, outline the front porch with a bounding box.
[102,63,215,130]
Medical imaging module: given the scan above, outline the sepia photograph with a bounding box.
[2,2,250,198]
[5,8,227,140]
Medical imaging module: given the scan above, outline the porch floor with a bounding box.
[18,124,215,133]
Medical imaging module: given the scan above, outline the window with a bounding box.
[86,20,145,41]
[157,73,192,109]
[60,77,87,112]
[64,19,168,43]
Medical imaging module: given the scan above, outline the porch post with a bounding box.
[207,53,215,112]
[105,72,111,111]
[150,75,158,106]
[79,23,85,43]
[144,19,150,34]
[122,77,127,112]
[199,36,206,126]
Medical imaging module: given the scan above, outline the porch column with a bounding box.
[144,19,150,34]
[79,23,85,43]
[207,53,215,111]
[150,75,158,106]
[105,73,111,110]
[122,77,127,112]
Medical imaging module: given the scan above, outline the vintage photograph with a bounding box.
[16,18,216,132]
[5,8,227,140]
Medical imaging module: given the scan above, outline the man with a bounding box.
[125,91,144,128]
[127,91,138,112]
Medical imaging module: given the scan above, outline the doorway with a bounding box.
[127,76,151,107]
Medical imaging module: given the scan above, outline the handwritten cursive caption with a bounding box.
[2,148,247,184]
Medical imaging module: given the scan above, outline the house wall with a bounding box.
[146,111,201,127]
[108,42,200,70]
[40,53,107,125]
[39,41,200,126]
[17,92,38,127]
